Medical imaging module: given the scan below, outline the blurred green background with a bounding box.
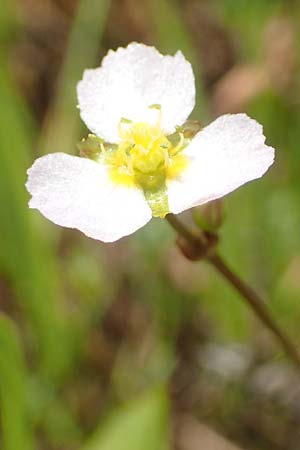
[1,0,300,449]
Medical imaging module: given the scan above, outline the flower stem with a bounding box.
[165,212,200,244]
[209,253,300,369]
[166,213,300,370]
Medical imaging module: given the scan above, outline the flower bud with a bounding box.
[192,199,224,232]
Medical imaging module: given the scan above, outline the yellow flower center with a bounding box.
[78,108,190,218]
[106,121,187,189]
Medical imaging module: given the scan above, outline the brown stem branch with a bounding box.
[165,213,200,244]
[166,213,300,370]
[209,253,300,369]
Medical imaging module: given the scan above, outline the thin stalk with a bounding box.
[166,213,300,370]
[165,213,199,244]
[209,253,300,369]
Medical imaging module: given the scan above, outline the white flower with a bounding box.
[26,42,275,242]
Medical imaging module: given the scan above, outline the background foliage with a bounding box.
[1,0,300,449]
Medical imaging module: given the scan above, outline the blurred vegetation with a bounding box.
[0,0,300,449]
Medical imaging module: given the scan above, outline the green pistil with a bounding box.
[135,170,169,218]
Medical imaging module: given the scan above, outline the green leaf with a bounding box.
[0,56,75,381]
[0,314,35,450]
[82,388,170,450]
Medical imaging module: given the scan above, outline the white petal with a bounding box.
[26,153,152,242]
[77,42,195,143]
[168,114,275,214]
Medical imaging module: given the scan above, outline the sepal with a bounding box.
[77,134,104,160]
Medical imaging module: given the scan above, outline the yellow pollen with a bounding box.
[105,119,188,189]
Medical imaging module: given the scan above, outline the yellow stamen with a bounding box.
[164,147,169,168]
[105,118,188,190]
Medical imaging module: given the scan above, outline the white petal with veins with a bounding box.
[77,42,195,143]
[167,114,275,214]
[26,153,152,242]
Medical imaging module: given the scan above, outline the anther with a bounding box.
[118,117,132,139]
[149,104,162,128]
[126,156,134,175]
[164,148,169,168]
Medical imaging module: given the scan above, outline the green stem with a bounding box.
[166,213,300,370]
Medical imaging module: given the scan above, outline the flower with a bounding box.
[26,43,275,242]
